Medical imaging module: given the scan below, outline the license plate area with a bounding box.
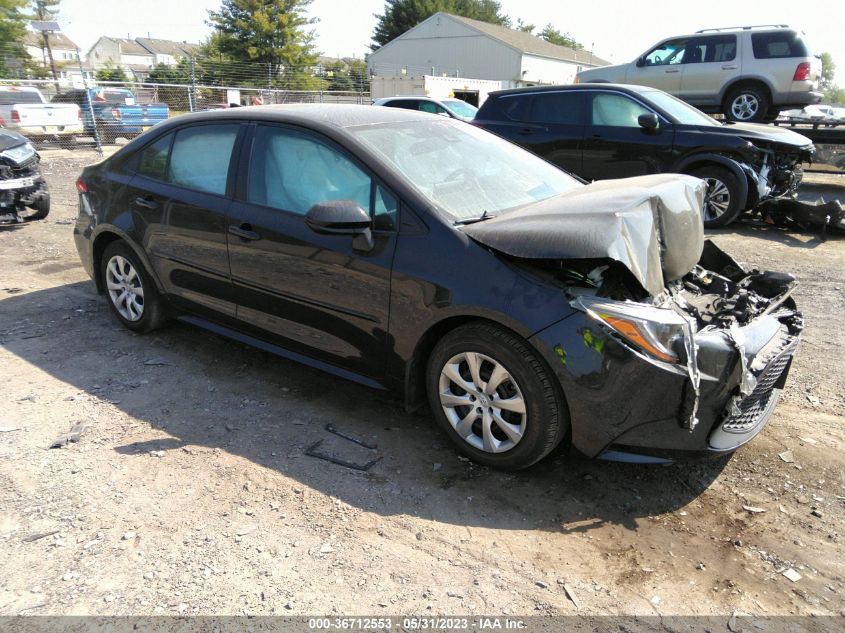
[0,177,35,190]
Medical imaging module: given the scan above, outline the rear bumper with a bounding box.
[781,88,823,108]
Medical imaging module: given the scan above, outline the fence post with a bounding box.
[189,57,196,112]
[76,49,102,156]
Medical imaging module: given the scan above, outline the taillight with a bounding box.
[11,109,20,122]
[573,75,581,84]
[75,177,88,194]
[793,62,810,81]
[78,109,82,120]
[111,108,122,120]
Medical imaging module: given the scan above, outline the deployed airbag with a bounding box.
[461,174,706,297]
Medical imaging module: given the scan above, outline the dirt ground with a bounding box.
[1,150,844,620]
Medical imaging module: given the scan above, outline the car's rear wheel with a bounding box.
[426,323,567,470]
[100,241,166,333]
[689,165,743,228]
[724,85,770,122]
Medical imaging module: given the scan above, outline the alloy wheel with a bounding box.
[702,177,731,221]
[438,351,527,453]
[105,255,145,321]
[730,93,759,121]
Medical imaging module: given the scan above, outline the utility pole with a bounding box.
[33,1,61,92]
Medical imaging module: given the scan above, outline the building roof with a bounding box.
[91,36,152,57]
[135,37,199,58]
[24,30,78,51]
[444,13,609,67]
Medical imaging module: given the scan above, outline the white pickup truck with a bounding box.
[0,86,82,140]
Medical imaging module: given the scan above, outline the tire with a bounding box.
[426,323,568,470]
[23,193,50,221]
[689,165,744,228]
[724,85,770,122]
[100,241,166,333]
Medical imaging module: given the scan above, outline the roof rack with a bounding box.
[696,24,790,33]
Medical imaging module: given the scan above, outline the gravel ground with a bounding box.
[1,150,844,619]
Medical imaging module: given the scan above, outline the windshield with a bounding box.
[643,90,720,127]
[0,89,43,105]
[349,119,581,221]
[443,99,478,118]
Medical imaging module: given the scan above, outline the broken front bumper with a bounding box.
[528,249,802,461]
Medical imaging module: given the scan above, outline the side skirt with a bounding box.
[177,315,388,392]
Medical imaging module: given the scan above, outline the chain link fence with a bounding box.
[1,45,371,154]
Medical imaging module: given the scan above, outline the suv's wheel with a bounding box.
[100,241,166,333]
[689,165,744,228]
[724,85,770,122]
[426,323,568,470]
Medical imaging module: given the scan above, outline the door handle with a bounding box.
[133,196,159,210]
[721,64,738,70]
[229,223,261,241]
[518,128,534,135]
[665,69,680,73]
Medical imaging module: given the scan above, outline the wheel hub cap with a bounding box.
[438,351,527,454]
[105,255,145,322]
[703,177,731,220]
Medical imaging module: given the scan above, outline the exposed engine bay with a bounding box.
[462,173,803,438]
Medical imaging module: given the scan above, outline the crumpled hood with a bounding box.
[0,129,29,154]
[710,121,813,149]
[461,174,706,297]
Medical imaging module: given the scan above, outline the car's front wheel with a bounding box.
[100,241,166,333]
[426,323,568,470]
[689,165,743,228]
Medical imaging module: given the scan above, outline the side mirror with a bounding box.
[636,56,646,68]
[638,113,660,131]
[305,200,374,250]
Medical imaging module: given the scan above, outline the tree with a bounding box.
[31,1,62,85]
[371,0,509,51]
[206,0,318,88]
[538,24,583,50]
[0,0,29,77]
[820,52,835,90]
[514,18,535,34]
[95,61,129,82]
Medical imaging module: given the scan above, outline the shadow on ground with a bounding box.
[1,280,732,535]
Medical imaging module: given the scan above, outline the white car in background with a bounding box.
[0,86,82,141]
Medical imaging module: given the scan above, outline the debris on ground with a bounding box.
[779,450,795,463]
[756,197,845,237]
[782,568,803,583]
[49,423,88,448]
[742,505,767,514]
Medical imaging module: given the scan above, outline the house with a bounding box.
[24,31,79,65]
[23,30,94,86]
[86,37,199,80]
[135,38,199,66]
[367,12,609,87]
[87,37,155,79]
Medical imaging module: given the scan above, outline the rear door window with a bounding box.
[137,133,174,181]
[499,95,532,121]
[167,124,240,196]
[685,35,737,63]
[529,92,585,125]
[751,32,809,58]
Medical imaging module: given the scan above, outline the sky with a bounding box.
[56,0,844,80]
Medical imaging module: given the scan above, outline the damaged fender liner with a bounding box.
[461,174,706,298]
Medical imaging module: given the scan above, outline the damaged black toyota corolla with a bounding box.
[73,105,802,470]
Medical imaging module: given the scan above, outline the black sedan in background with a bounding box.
[74,105,801,469]
[473,84,814,227]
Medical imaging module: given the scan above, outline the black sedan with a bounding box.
[473,84,814,227]
[73,105,802,469]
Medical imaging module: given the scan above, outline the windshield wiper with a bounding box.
[453,210,493,225]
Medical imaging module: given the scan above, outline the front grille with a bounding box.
[721,351,792,433]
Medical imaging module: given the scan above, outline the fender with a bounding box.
[673,153,750,210]
[90,223,165,294]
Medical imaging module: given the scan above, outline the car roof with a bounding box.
[376,96,446,103]
[136,103,444,132]
[487,83,658,99]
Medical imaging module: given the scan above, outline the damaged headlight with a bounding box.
[573,296,690,364]
[0,143,36,165]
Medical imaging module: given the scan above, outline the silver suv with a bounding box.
[576,25,822,122]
